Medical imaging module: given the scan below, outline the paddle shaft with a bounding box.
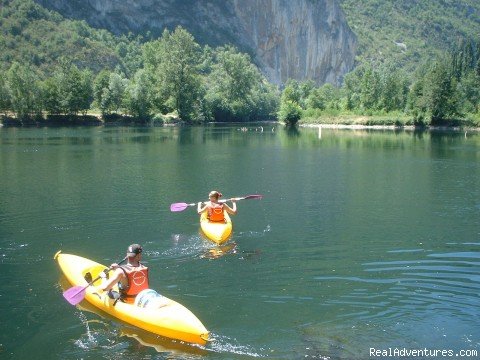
[69,257,127,298]
[170,194,262,212]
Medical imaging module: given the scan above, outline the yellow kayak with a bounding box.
[55,251,209,345]
[200,211,232,244]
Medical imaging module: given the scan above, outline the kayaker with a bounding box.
[197,190,237,222]
[99,243,149,303]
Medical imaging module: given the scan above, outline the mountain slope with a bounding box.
[339,0,480,70]
[0,0,135,75]
[32,0,357,86]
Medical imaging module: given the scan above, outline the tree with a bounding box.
[423,59,460,121]
[456,70,480,114]
[278,99,302,126]
[406,76,428,124]
[342,67,363,110]
[249,81,280,121]
[0,72,12,116]
[298,80,315,108]
[205,46,270,121]
[7,62,41,119]
[41,76,61,115]
[155,27,202,121]
[55,62,93,115]
[281,79,302,105]
[377,63,409,112]
[100,72,128,114]
[359,65,380,110]
[77,68,93,115]
[124,69,153,119]
[215,46,258,100]
[93,70,111,111]
[306,83,339,110]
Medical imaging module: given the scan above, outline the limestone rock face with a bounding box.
[35,0,356,85]
[232,0,356,85]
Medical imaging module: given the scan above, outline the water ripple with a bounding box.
[314,246,480,326]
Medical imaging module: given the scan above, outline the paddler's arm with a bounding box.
[197,202,208,214]
[223,199,237,215]
[98,267,123,293]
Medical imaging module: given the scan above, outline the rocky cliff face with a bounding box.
[34,0,356,85]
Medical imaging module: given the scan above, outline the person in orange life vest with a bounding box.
[197,190,237,222]
[99,243,149,303]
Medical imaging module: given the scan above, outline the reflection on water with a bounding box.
[310,243,480,359]
[314,247,480,320]
[200,242,238,260]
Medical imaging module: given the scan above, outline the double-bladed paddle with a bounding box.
[63,257,127,305]
[170,194,263,212]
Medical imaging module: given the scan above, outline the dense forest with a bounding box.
[1,0,480,127]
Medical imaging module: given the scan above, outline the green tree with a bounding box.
[93,70,111,110]
[359,65,380,110]
[215,46,258,100]
[306,83,339,110]
[281,79,302,105]
[205,46,270,121]
[249,81,280,121]
[298,80,315,108]
[456,70,480,114]
[423,59,460,121]
[0,73,12,116]
[124,69,153,120]
[407,76,427,124]
[7,62,41,119]
[278,99,302,126]
[77,68,94,115]
[342,68,362,110]
[377,63,409,112]
[100,72,128,115]
[41,76,61,115]
[155,27,202,121]
[55,62,93,115]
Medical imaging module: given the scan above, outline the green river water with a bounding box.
[0,124,479,359]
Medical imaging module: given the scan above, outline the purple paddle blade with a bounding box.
[63,286,86,305]
[170,203,190,212]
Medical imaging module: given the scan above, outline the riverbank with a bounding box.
[299,113,480,131]
[301,123,480,132]
[2,113,479,131]
[0,113,182,127]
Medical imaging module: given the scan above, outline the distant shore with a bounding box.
[300,123,480,132]
[298,113,480,132]
[1,113,479,132]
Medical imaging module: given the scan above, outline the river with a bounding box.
[0,124,479,359]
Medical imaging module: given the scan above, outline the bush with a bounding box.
[278,100,302,126]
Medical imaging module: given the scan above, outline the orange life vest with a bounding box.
[208,203,225,222]
[119,265,149,302]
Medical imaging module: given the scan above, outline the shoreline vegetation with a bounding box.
[0,113,181,127]
[299,114,480,131]
[2,113,479,132]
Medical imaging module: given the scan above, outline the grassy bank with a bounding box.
[300,111,480,129]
